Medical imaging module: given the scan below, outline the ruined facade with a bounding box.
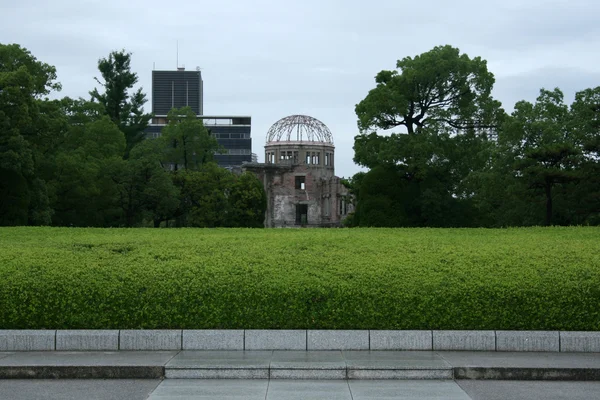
[243,115,352,228]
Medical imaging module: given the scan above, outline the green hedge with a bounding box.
[0,227,599,330]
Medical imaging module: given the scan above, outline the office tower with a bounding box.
[152,67,203,115]
[146,67,252,168]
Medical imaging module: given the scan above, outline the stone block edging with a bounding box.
[1,330,599,352]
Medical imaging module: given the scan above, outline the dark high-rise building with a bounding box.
[146,67,252,168]
[152,68,203,115]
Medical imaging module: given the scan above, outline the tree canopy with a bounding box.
[0,43,61,225]
[0,44,266,228]
[355,45,503,136]
[89,50,151,158]
[348,45,600,228]
[160,107,223,171]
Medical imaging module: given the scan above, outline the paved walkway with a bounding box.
[2,379,600,399]
[1,350,599,380]
[150,379,472,399]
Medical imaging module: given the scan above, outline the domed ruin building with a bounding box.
[243,115,352,227]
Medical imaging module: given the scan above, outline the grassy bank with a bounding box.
[0,227,598,330]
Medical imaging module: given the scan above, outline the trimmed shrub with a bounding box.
[0,227,598,330]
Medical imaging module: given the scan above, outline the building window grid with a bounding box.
[226,149,251,155]
[312,152,320,165]
[280,151,293,161]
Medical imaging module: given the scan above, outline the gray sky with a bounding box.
[2,0,599,177]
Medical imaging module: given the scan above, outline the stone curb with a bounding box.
[1,330,600,352]
[2,364,600,381]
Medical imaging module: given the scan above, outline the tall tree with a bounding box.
[172,165,235,227]
[566,86,600,224]
[90,50,151,158]
[499,88,581,226]
[227,172,267,228]
[0,43,61,225]
[160,107,223,171]
[46,99,125,226]
[109,139,180,227]
[355,45,502,137]
[351,46,501,227]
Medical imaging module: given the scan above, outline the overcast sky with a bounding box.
[2,0,600,177]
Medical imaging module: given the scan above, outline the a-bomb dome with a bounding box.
[266,115,334,144]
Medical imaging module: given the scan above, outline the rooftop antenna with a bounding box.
[176,40,179,69]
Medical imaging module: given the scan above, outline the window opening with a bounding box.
[295,176,306,190]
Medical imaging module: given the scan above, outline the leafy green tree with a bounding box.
[173,164,234,227]
[565,86,600,224]
[352,126,492,227]
[110,139,180,227]
[0,43,61,225]
[160,107,223,171]
[46,99,125,226]
[170,165,266,228]
[352,165,411,227]
[227,172,266,227]
[89,50,151,158]
[350,46,502,227]
[355,44,502,137]
[500,88,581,226]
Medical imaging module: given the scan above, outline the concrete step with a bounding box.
[1,350,599,380]
[0,351,175,379]
[165,351,452,379]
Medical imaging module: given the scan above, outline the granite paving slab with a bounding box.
[438,351,600,368]
[270,351,347,379]
[433,331,495,351]
[266,380,352,400]
[148,379,269,399]
[343,351,451,369]
[120,330,181,351]
[270,351,345,369]
[496,331,559,352]
[166,351,273,368]
[307,330,369,350]
[183,330,244,350]
[55,330,119,351]
[245,330,306,350]
[165,351,272,379]
[370,330,433,350]
[0,351,179,379]
[0,330,55,351]
[457,380,600,400]
[344,351,453,380]
[348,380,472,399]
[0,379,161,400]
[560,332,600,353]
[0,353,13,361]
[0,351,178,366]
